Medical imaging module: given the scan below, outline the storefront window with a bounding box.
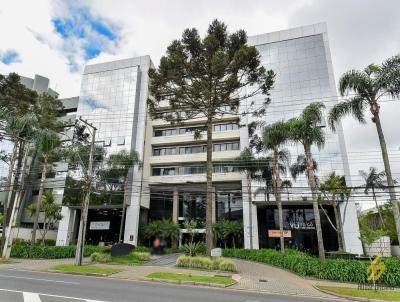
[179,193,206,227]
[216,191,243,221]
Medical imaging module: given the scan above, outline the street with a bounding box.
[0,267,343,302]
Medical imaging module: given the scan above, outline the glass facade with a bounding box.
[257,205,338,253]
[78,66,139,154]
[250,32,350,197]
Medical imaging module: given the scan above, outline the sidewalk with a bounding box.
[1,257,335,298]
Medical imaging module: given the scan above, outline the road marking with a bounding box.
[23,292,41,302]
[0,288,107,302]
[0,274,79,285]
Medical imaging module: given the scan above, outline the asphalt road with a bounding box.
[0,267,343,302]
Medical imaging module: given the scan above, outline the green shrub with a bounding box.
[219,259,238,272]
[131,252,151,261]
[10,244,108,259]
[90,252,111,263]
[134,246,150,253]
[176,256,237,272]
[222,248,400,286]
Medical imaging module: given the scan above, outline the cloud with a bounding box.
[50,2,121,70]
[0,50,21,65]
[82,97,109,110]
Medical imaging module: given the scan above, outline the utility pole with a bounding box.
[75,118,97,266]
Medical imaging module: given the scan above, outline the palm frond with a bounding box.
[338,69,370,97]
[328,97,367,131]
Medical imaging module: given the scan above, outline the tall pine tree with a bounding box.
[148,20,275,254]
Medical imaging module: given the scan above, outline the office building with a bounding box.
[56,24,363,254]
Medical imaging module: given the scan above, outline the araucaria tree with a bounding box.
[148,20,275,255]
[288,102,326,262]
[262,121,290,253]
[328,55,400,245]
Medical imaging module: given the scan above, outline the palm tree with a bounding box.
[31,129,61,246]
[253,157,273,203]
[262,121,291,253]
[288,102,326,261]
[281,180,292,201]
[359,167,388,228]
[234,147,261,249]
[290,155,319,184]
[0,109,37,250]
[328,55,400,245]
[319,172,348,251]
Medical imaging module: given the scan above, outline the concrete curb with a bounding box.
[144,277,236,288]
[314,285,389,302]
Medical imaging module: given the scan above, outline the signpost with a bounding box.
[268,230,292,238]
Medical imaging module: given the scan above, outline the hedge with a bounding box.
[222,249,400,287]
[176,255,238,272]
[11,244,109,259]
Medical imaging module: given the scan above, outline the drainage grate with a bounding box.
[259,279,267,283]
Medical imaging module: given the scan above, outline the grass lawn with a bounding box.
[318,286,400,302]
[110,255,144,266]
[146,272,236,286]
[51,264,121,276]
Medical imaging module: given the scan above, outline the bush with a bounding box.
[219,259,238,272]
[222,248,400,286]
[180,242,205,256]
[10,244,109,259]
[176,256,237,272]
[131,252,150,261]
[90,252,111,263]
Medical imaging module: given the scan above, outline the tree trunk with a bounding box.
[333,198,344,251]
[372,186,386,228]
[205,118,214,256]
[373,111,400,245]
[305,144,325,262]
[31,156,48,247]
[118,178,128,243]
[1,141,19,251]
[2,147,29,259]
[8,140,25,224]
[247,174,253,249]
[273,149,284,253]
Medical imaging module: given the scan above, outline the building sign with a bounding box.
[268,230,292,238]
[288,221,315,230]
[89,221,110,230]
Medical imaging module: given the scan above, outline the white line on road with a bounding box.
[23,292,41,302]
[0,274,79,284]
[0,288,107,302]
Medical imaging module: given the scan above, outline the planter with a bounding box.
[391,245,400,257]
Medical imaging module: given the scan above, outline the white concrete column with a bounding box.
[124,196,141,246]
[56,206,74,246]
[242,176,259,249]
[340,198,363,254]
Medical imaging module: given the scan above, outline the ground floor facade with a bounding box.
[56,181,364,254]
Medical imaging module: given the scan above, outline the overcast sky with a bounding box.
[0,0,399,198]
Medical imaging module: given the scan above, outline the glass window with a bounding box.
[152,167,176,176]
[154,128,177,137]
[153,148,176,156]
[179,165,206,175]
[117,137,125,146]
[213,144,221,152]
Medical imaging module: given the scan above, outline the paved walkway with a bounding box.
[231,259,333,298]
[144,253,181,267]
[2,256,335,298]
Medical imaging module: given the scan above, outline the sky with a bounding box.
[0,0,399,197]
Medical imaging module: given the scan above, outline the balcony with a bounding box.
[152,129,240,145]
[149,172,242,184]
[150,150,240,165]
